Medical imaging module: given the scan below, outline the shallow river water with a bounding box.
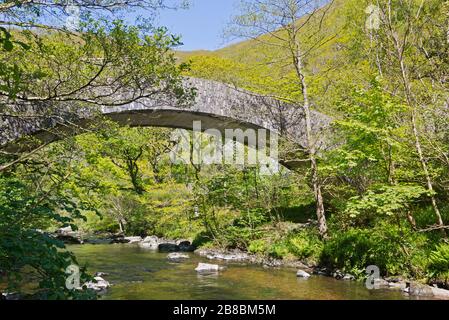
[68,244,412,300]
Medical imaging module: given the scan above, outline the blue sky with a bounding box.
[155,0,240,51]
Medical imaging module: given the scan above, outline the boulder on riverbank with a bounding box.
[125,236,143,244]
[110,233,130,244]
[342,274,355,281]
[373,278,390,289]
[195,248,310,269]
[312,267,331,276]
[207,252,249,262]
[138,236,196,252]
[95,272,109,277]
[195,263,226,273]
[431,286,449,299]
[394,281,449,299]
[54,226,83,244]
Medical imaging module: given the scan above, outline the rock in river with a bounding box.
[196,249,249,262]
[343,274,355,281]
[177,240,196,252]
[84,276,111,292]
[139,236,160,249]
[373,278,390,289]
[1,292,21,300]
[195,263,226,273]
[167,253,190,262]
[296,270,311,278]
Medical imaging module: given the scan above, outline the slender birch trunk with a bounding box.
[294,50,328,239]
[394,37,446,237]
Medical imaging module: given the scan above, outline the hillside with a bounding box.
[175,0,368,115]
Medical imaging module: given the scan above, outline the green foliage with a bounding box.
[248,228,323,263]
[428,244,449,283]
[320,223,428,278]
[2,0,449,298]
[0,177,96,299]
[248,239,269,255]
[192,165,302,249]
[220,209,268,249]
[248,228,323,264]
[268,242,291,260]
[345,184,429,220]
[287,230,323,262]
[1,16,190,106]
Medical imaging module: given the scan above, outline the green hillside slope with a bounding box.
[176,0,371,115]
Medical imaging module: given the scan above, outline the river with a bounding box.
[68,244,412,300]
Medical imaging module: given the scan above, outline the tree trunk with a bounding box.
[294,52,328,239]
[396,43,446,237]
[118,220,124,234]
[406,210,417,230]
[411,110,445,234]
[312,157,328,238]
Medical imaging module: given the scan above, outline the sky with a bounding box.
[155,0,241,51]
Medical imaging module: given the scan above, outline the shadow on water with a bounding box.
[68,244,411,300]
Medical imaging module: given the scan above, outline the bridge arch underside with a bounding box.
[2,108,301,170]
[110,109,271,138]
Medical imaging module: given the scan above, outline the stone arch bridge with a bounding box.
[0,78,331,168]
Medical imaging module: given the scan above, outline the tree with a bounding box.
[0,177,96,299]
[97,126,174,194]
[367,0,448,235]
[0,0,191,104]
[0,0,192,299]
[229,0,336,238]
[0,0,193,170]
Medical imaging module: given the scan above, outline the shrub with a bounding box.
[268,242,291,259]
[215,209,267,249]
[428,244,449,285]
[0,178,96,299]
[320,223,428,277]
[287,230,323,262]
[248,239,269,255]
